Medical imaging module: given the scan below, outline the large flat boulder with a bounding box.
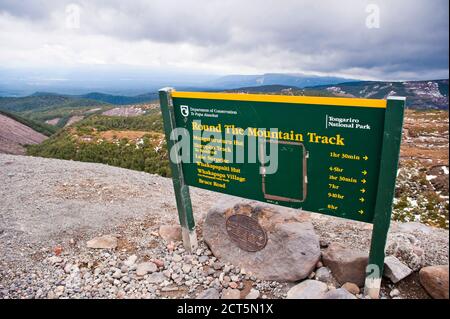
[322,243,368,287]
[203,200,320,282]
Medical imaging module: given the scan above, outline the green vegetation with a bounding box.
[0,109,57,136]
[0,94,108,113]
[27,111,170,177]
[75,111,163,132]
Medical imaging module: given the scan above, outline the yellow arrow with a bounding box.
[361,179,367,184]
[362,170,367,175]
[360,188,366,193]
[363,155,369,161]
[359,197,365,202]
[358,209,364,214]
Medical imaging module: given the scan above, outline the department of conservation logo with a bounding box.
[180,105,189,117]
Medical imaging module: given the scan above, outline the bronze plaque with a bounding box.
[225,214,267,252]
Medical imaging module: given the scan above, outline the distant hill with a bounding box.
[0,94,108,113]
[79,92,158,105]
[226,79,449,109]
[312,80,449,109]
[207,73,355,89]
[0,112,48,155]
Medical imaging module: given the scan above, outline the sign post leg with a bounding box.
[159,88,198,252]
[364,97,405,298]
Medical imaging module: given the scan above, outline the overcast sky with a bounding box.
[0,0,448,80]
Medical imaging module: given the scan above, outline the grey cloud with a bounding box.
[0,0,448,80]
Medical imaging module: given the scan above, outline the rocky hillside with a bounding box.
[0,154,448,299]
[0,113,48,155]
[228,80,449,109]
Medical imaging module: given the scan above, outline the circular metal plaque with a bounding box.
[225,214,268,252]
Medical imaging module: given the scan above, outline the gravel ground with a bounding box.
[0,154,448,299]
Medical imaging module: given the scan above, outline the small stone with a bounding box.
[286,280,328,299]
[196,288,220,299]
[47,256,63,264]
[54,286,65,297]
[198,256,209,264]
[245,288,260,299]
[159,225,182,242]
[136,262,157,276]
[315,267,333,283]
[86,235,117,249]
[124,255,138,267]
[213,262,223,270]
[221,288,241,299]
[229,282,238,289]
[182,264,192,274]
[173,254,183,263]
[319,240,329,248]
[389,288,400,298]
[384,256,413,283]
[323,288,357,299]
[147,272,166,284]
[341,282,360,295]
[152,259,165,268]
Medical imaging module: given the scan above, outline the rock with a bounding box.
[198,256,209,263]
[384,255,412,283]
[322,243,368,287]
[286,280,328,299]
[389,288,400,298]
[196,288,220,299]
[147,272,166,284]
[124,255,138,267]
[86,235,117,249]
[323,288,357,299]
[182,264,192,274]
[213,262,223,270]
[386,233,424,271]
[315,267,333,283]
[245,288,260,299]
[47,256,63,264]
[64,263,73,273]
[173,254,182,263]
[341,282,360,295]
[152,259,164,268]
[229,282,238,289]
[54,286,65,297]
[136,262,157,276]
[159,225,182,242]
[419,265,449,299]
[221,288,241,299]
[203,201,320,281]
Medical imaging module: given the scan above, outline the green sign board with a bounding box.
[159,89,405,298]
